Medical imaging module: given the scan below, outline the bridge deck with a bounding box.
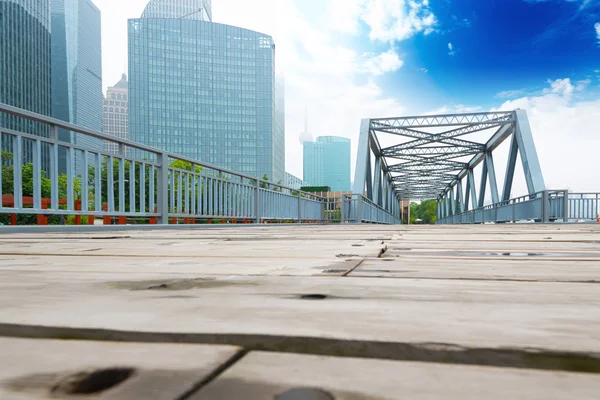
[1,224,599,399]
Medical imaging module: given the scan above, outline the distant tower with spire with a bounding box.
[298,106,313,144]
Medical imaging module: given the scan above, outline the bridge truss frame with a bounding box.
[353,110,547,222]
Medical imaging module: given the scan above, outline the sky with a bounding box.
[95,0,600,193]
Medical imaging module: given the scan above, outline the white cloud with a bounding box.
[541,77,589,100]
[595,22,600,44]
[447,42,455,56]
[362,48,405,76]
[360,0,437,42]
[496,89,527,99]
[495,79,600,193]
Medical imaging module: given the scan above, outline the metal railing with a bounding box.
[568,193,600,222]
[437,190,600,224]
[0,103,399,227]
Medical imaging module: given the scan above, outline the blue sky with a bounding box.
[350,0,600,110]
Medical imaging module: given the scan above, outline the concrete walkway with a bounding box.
[0,224,599,399]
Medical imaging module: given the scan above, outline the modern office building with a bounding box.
[0,0,52,149]
[51,0,103,172]
[141,0,211,21]
[102,74,129,154]
[129,1,284,182]
[303,136,351,192]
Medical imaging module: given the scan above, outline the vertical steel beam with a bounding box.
[373,156,382,207]
[468,170,477,210]
[502,133,519,201]
[457,180,464,213]
[352,119,372,197]
[485,152,500,204]
[514,110,546,194]
[478,159,488,208]
[449,187,456,215]
[464,177,471,211]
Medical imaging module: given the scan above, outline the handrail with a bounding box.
[0,103,400,226]
[437,190,576,224]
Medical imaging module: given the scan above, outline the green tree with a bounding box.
[259,174,269,189]
[2,161,77,200]
[409,200,438,224]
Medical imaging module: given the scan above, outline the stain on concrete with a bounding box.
[107,278,256,291]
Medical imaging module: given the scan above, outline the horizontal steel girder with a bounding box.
[375,127,485,150]
[383,146,482,157]
[378,119,512,153]
[370,112,514,129]
[392,173,458,181]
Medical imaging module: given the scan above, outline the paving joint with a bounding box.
[1,323,599,375]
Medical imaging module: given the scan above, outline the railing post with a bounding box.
[297,192,302,224]
[563,190,569,223]
[340,196,345,225]
[541,190,550,223]
[254,179,260,224]
[357,195,363,224]
[157,152,169,225]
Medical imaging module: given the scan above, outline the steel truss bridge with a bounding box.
[353,110,599,224]
[0,103,598,228]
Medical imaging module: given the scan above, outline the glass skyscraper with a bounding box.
[141,0,212,21]
[129,1,284,183]
[303,136,351,192]
[51,0,103,172]
[0,0,51,138]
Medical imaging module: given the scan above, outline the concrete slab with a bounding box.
[353,258,600,282]
[1,223,600,390]
[191,351,600,400]
[0,337,241,400]
[0,273,599,355]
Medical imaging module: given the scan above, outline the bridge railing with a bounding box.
[338,194,401,225]
[0,102,400,226]
[567,193,600,222]
[437,190,600,224]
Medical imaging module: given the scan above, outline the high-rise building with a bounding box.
[102,74,129,154]
[129,1,284,182]
[51,0,103,172]
[0,0,52,146]
[303,136,351,192]
[141,0,211,21]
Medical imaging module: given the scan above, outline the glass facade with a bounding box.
[0,0,51,137]
[303,136,351,192]
[51,0,103,173]
[129,18,284,182]
[103,74,129,154]
[142,0,211,21]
